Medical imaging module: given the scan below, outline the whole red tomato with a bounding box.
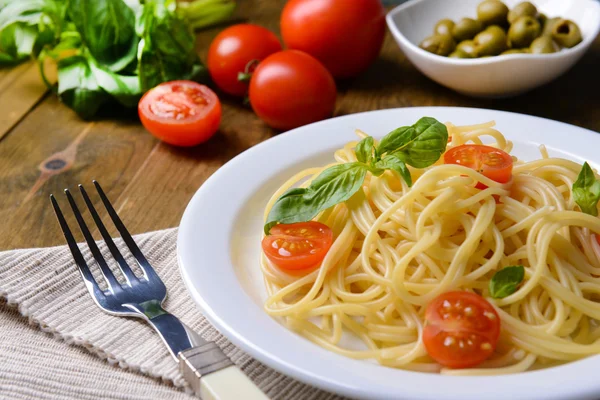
[280,0,386,79]
[207,24,282,97]
[249,50,336,131]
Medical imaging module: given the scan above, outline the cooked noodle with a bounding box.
[260,121,600,375]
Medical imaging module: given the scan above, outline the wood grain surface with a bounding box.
[1,0,599,251]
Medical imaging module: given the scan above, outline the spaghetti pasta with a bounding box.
[260,120,600,375]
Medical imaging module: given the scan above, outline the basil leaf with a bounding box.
[376,154,412,186]
[391,117,448,168]
[573,162,600,217]
[136,0,207,91]
[377,126,415,157]
[57,54,108,119]
[376,117,448,168]
[355,136,374,164]
[68,0,137,72]
[0,22,37,64]
[264,163,367,234]
[489,266,525,299]
[88,57,141,107]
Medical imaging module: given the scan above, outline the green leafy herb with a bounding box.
[0,0,234,118]
[378,117,449,168]
[489,266,525,299]
[136,0,206,91]
[355,136,374,164]
[68,0,138,72]
[57,54,109,119]
[264,117,448,233]
[376,154,412,187]
[573,162,600,217]
[264,163,367,234]
[0,0,65,65]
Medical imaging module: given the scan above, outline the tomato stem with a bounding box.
[237,59,260,83]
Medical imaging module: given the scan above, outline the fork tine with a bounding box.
[64,189,122,293]
[79,184,137,286]
[93,180,160,282]
[50,194,105,300]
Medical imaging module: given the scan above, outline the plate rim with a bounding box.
[177,107,600,400]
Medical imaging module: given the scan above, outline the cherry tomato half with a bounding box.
[423,291,501,369]
[280,0,385,79]
[444,145,513,188]
[249,50,336,131]
[138,81,221,147]
[262,221,333,271]
[207,24,282,97]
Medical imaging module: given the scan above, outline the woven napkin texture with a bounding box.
[0,228,340,400]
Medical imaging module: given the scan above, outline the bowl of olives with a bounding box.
[386,0,600,97]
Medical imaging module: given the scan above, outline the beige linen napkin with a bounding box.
[0,228,340,400]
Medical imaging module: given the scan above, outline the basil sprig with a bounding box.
[264,117,448,234]
[489,266,525,299]
[573,162,600,216]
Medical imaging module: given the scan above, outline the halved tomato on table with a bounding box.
[423,291,501,369]
[444,144,513,188]
[138,81,221,147]
[262,221,333,271]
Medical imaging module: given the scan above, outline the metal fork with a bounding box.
[50,181,267,400]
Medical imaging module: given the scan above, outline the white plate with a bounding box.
[178,107,600,400]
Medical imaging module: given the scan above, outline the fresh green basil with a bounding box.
[0,0,63,65]
[136,0,206,91]
[264,117,448,234]
[377,126,415,157]
[88,57,141,108]
[376,154,412,187]
[391,117,449,168]
[573,162,600,217]
[57,54,108,119]
[0,0,233,118]
[68,0,137,72]
[264,163,367,234]
[489,266,525,299]
[355,136,374,164]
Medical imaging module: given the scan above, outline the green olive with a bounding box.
[538,13,547,28]
[452,18,484,42]
[508,16,541,48]
[508,2,537,24]
[542,17,560,37]
[449,49,471,58]
[530,35,559,53]
[501,48,529,55]
[477,0,509,27]
[473,25,508,56]
[434,19,455,36]
[552,19,583,48]
[456,40,479,58]
[419,34,456,56]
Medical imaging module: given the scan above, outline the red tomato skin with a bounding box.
[262,222,334,271]
[207,24,282,97]
[423,291,501,369]
[138,81,222,147]
[281,0,385,79]
[249,50,337,131]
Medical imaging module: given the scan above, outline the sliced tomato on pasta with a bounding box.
[423,291,501,369]
[262,222,333,271]
[444,145,513,189]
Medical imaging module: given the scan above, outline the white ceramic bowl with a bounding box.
[386,0,600,97]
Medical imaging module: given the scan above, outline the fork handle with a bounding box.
[127,302,268,399]
[179,347,268,400]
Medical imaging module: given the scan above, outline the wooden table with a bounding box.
[1,0,600,252]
